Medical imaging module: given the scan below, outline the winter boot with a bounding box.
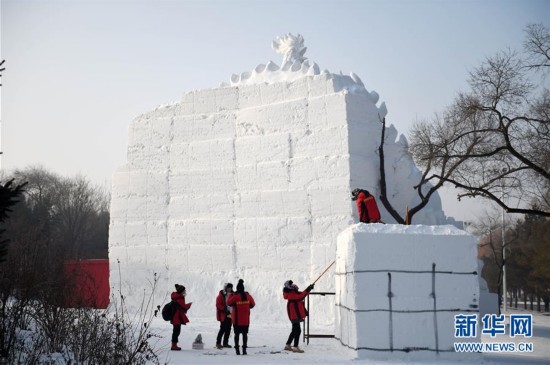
[242,334,248,355]
[171,342,181,351]
[223,343,232,348]
[235,346,241,355]
[215,343,223,349]
[291,346,304,353]
[284,344,292,351]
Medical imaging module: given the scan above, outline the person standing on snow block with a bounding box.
[351,188,381,223]
[283,280,314,353]
[171,284,192,351]
[227,279,255,355]
[215,282,234,349]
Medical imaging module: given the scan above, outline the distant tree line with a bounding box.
[477,210,550,313]
[3,165,110,261]
[1,166,161,363]
[0,166,111,361]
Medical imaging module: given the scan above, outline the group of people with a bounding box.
[168,279,314,355]
[167,187,378,354]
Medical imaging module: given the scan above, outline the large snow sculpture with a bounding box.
[109,34,455,322]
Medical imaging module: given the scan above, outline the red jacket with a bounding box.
[216,290,230,322]
[171,292,192,325]
[227,292,255,326]
[356,191,381,223]
[283,289,311,322]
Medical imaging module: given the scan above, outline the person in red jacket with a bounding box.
[170,284,192,351]
[283,280,314,353]
[226,279,255,355]
[351,188,381,223]
[215,282,234,349]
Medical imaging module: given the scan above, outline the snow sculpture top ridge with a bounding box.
[272,33,308,64]
[226,33,377,100]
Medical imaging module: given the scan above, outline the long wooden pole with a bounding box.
[311,260,336,285]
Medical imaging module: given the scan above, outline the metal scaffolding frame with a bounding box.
[303,291,335,345]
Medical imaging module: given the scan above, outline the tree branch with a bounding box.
[433,174,550,217]
[378,116,405,224]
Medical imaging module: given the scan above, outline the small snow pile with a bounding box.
[335,224,480,359]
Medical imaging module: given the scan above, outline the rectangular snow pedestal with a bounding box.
[335,224,481,359]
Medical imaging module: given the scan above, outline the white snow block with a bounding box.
[149,117,172,148]
[236,100,308,137]
[307,74,330,98]
[335,224,480,358]
[235,133,290,165]
[194,88,217,115]
[309,189,352,217]
[173,112,236,142]
[237,83,262,109]
[284,77,308,101]
[108,220,126,247]
[180,91,195,115]
[215,87,239,112]
[166,219,188,246]
[292,127,348,158]
[259,82,285,104]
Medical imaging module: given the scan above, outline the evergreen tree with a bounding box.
[0,179,27,262]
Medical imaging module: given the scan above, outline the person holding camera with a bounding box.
[170,284,192,351]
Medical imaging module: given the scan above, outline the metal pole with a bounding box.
[501,170,507,314]
[306,294,310,345]
[502,200,507,314]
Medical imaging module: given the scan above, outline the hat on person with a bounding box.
[236,279,245,293]
[224,282,233,290]
[351,188,361,201]
[284,280,298,291]
[175,284,185,293]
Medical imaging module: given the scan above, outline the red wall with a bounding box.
[64,259,110,309]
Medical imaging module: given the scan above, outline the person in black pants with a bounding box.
[283,280,314,353]
[227,279,255,355]
[215,283,234,349]
[170,284,192,351]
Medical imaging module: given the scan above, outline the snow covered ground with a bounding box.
[149,307,549,364]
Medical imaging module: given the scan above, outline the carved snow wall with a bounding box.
[109,66,452,322]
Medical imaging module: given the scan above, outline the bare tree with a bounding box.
[379,103,489,224]
[471,209,514,315]
[11,166,109,259]
[524,23,550,75]
[408,24,550,218]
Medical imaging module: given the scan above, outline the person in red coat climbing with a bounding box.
[227,279,255,355]
[283,280,314,353]
[215,282,234,349]
[170,284,192,351]
[351,188,381,223]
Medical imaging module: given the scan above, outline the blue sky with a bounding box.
[2,0,549,220]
